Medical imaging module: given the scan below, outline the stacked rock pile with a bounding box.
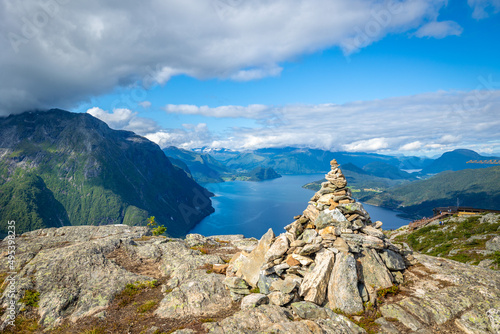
[225,160,408,314]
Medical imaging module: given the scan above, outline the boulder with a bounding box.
[342,233,385,250]
[298,243,322,256]
[270,277,298,294]
[237,228,275,287]
[241,294,269,309]
[357,248,393,290]
[268,291,294,306]
[303,204,320,222]
[380,249,406,271]
[314,209,349,230]
[301,229,318,244]
[291,301,329,320]
[361,225,385,239]
[327,251,364,314]
[299,249,335,305]
[265,234,289,262]
[486,236,500,251]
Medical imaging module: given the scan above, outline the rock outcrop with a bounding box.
[229,160,406,314]
[1,161,500,333]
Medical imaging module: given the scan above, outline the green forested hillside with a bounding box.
[0,109,214,237]
[362,166,500,218]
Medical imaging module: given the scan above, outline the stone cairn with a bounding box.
[224,160,408,313]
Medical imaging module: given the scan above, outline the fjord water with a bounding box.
[189,174,411,239]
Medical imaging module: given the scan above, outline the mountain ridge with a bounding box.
[0,109,214,236]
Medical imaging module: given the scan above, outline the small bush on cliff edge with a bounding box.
[147,216,167,236]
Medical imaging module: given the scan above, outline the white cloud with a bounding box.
[164,104,269,118]
[400,141,423,151]
[343,138,390,152]
[414,20,463,39]
[0,0,452,116]
[145,124,215,149]
[156,89,500,154]
[139,101,152,108]
[468,0,500,19]
[87,107,136,129]
[86,107,159,135]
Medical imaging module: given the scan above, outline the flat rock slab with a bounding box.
[327,251,364,314]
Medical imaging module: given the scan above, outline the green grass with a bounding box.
[20,290,40,308]
[395,215,500,268]
[137,300,158,313]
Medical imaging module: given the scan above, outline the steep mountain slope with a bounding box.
[163,146,232,183]
[244,166,281,181]
[0,109,213,237]
[362,166,500,218]
[362,161,416,180]
[420,149,499,174]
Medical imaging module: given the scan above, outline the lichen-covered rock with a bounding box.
[299,249,334,305]
[155,273,233,318]
[314,209,349,230]
[268,291,294,306]
[237,228,274,287]
[357,248,394,291]
[327,251,364,314]
[265,234,289,262]
[380,249,406,271]
[240,293,269,309]
[486,236,500,251]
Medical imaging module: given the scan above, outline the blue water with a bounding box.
[189,174,410,238]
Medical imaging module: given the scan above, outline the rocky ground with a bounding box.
[1,161,499,333]
[389,213,500,270]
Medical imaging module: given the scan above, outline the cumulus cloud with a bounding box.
[87,107,160,135]
[156,89,500,155]
[468,0,500,19]
[414,20,463,38]
[145,124,216,149]
[0,0,452,116]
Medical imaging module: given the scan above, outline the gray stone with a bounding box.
[486,236,500,251]
[299,249,335,305]
[380,304,423,331]
[257,273,279,294]
[237,228,275,287]
[342,233,385,250]
[374,318,400,334]
[301,229,318,243]
[315,209,350,229]
[290,240,306,247]
[291,254,314,266]
[268,291,294,306]
[298,243,322,256]
[270,277,298,294]
[284,220,304,238]
[303,204,320,222]
[358,249,394,292]
[265,234,289,262]
[273,263,290,276]
[240,293,269,309]
[338,202,370,218]
[361,225,385,239]
[291,301,329,320]
[380,249,406,271]
[223,276,249,290]
[327,251,364,314]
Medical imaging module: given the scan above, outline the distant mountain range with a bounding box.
[361,166,500,218]
[163,147,281,183]
[419,149,499,175]
[0,110,213,237]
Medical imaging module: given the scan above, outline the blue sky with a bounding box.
[1,0,500,156]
